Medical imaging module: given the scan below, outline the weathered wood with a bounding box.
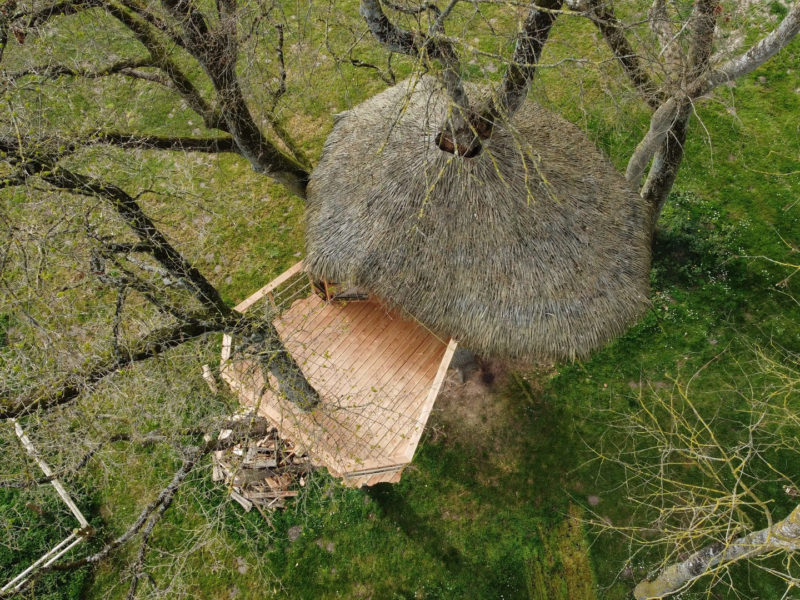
[12,420,89,528]
[229,491,253,512]
[201,364,218,394]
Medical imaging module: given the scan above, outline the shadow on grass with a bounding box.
[366,483,465,571]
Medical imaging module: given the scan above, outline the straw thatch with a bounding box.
[305,76,652,361]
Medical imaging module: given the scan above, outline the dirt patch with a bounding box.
[429,358,551,452]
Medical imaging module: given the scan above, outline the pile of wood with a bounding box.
[212,417,313,512]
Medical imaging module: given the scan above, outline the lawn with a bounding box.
[2,3,799,600]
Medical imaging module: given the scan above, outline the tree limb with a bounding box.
[648,0,683,85]
[103,2,225,131]
[634,0,717,215]
[90,132,239,153]
[701,1,800,92]
[2,140,321,413]
[41,167,229,312]
[2,57,153,83]
[48,440,214,571]
[360,0,478,155]
[585,0,661,108]
[157,0,310,194]
[634,503,800,600]
[0,318,226,419]
[14,0,100,29]
[640,101,691,215]
[625,97,679,185]
[116,0,186,49]
[478,0,563,139]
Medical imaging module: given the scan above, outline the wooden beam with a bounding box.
[234,261,305,313]
[398,338,458,461]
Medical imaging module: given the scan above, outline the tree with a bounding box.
[586,339,800,600]
[1,0,799,596]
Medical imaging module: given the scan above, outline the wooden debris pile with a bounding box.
[212,415,313,512]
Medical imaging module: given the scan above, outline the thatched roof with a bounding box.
[305,76,652,361]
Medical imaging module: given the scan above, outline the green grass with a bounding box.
[2,3,799,600]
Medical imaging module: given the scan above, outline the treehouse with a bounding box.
[220,262,457,487]
[222,76,653,487]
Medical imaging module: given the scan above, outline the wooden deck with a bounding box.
[220,263,456,487]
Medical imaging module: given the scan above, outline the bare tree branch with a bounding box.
[90,132,239,153]
[0,318,226,419]
[640,101,690,214]
[636,0,717,214]
[116,0,186,49]
[585,0,661,108]
[648,0,683,84]
[702,1,800,91]
[477,0,563,139]
[634,503,800,600]
[47,438,216,571]
[360,0,478,155]
[1,138,321,413]
[40,167,229,312]
[15,0,100,29]
[103,2,226,131]
[2,57,154,83]
[157,0,310,194]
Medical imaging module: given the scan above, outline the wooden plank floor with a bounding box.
[222,294,450,478]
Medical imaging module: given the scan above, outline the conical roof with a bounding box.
[305,76,652,361]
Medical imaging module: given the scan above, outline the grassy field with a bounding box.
[2,2,800,599]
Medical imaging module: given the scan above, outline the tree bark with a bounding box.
[586,0,661,108]
[478,0,563,138]
[631,1,800,214]
[634,503,800,600]
[359,0,479,156]
[1,138,321,413]
[640,102,690,218]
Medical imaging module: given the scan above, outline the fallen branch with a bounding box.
[634,503,800,599]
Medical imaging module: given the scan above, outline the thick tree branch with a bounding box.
[648,0,683,84]
[157,0,310,193]
[14,0,100,29]
[3,57,153,83]
[360,0,478,156]
[41,167,229,312]
[585,0,661,108]
[91,132,239,153]
[625,95,681,186]
[103,2,225,131]
[701,1,800,92]
[633,0,717,216]
[686,0,717,83]
[640,101,690,215]
[0,318,226,419]
[634,503,800,600]
[2,140,321,413]
[478,0,563,139]
[116,0,186,49]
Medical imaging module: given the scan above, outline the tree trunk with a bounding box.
[634,503,800,600]
[640,102,691,221]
